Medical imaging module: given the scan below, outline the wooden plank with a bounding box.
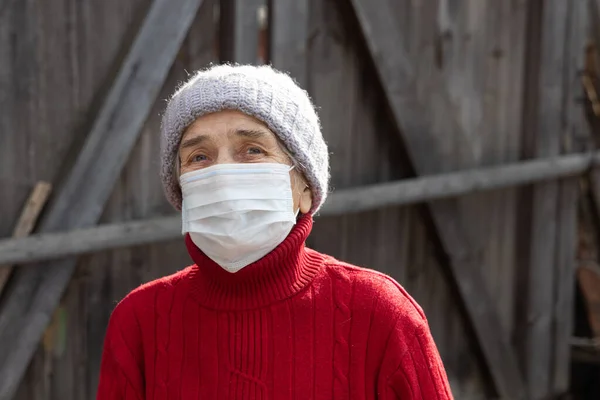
[349,0,526,398]
[269,0,309,87]
[0,181,51,295]
[552,0,589,394]
[429,2,528,394]
[349,0,476,175]
[445,0,526,347]
[219,0,265,64]
[552,178,580,391]
[303,0,354,264]
[0,0,16,18]
[0,151,595,266]
[590,0,600,79]
[520,1,571,397]
[0,0,204,398]
[6,183,52,238]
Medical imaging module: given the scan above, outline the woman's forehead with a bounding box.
[181,110,281,148]
[185,110,272,135]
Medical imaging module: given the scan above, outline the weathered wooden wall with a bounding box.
[0,0,552,398]
[306,0,529,397]
[1,0,218,397]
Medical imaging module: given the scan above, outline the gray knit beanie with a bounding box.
[160,64,329,214]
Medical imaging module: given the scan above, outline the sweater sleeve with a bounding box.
[366,273,453,400]
[97,300,145,400]
[380,320,453,399]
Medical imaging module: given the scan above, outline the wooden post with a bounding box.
[0,151,595,267]
[268,0,309,87]
[219,0,265,64]
[0,182,51,295]
[349,0,526,398]
[0,0,204,398]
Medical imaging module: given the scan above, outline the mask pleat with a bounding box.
[184,199,293,220]
[187,211,294,237]
[183,185,292,208]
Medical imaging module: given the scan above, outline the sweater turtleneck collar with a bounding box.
[185,215,324,310]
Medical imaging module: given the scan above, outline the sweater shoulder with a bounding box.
[317,252,427,330]
[102,267,193,370]
[109,266,193,323]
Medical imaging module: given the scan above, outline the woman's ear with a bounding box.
[299,186,313,214]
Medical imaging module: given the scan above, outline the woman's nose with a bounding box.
[214,149,236,165]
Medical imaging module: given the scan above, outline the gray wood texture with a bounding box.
[587,0,600,284]
[591,0,600,79]
[350,0,526,398]
[0,0,580,398]
[551,0,590,394]
[520,1,575,398]
[0,0,205,398]
[220,0,265,64]
[0,150,595,266]
[305,1,485,396]
[426,1,529,396]
[269,0,309,87]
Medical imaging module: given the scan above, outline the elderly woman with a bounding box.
[97,65,452,399]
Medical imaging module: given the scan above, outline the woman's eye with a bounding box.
[247,147,263,155]
[192,154,207,162]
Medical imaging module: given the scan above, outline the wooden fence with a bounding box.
[0,0,599,399]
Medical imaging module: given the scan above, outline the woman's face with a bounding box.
[178,110,312,214]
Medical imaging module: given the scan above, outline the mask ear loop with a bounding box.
[288,164,306,218]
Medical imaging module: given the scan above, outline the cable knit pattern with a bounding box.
[153,286,174,399]
[97,216,453,399]
[331,266,352,398]
[160,64,330,214]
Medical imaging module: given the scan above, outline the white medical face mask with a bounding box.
[180,163,298,273]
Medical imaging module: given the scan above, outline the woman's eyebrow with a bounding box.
[233,128,270,140]
[180,135,208,150]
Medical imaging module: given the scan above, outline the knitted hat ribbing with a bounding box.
[160,64,329,214]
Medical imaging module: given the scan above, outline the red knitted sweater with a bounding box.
[97,216,453,399]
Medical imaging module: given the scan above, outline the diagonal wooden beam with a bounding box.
[0,182,51,295]
[349,0,526,398]
[0,0,204,398]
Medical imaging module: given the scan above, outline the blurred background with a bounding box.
[0,0,600,399]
